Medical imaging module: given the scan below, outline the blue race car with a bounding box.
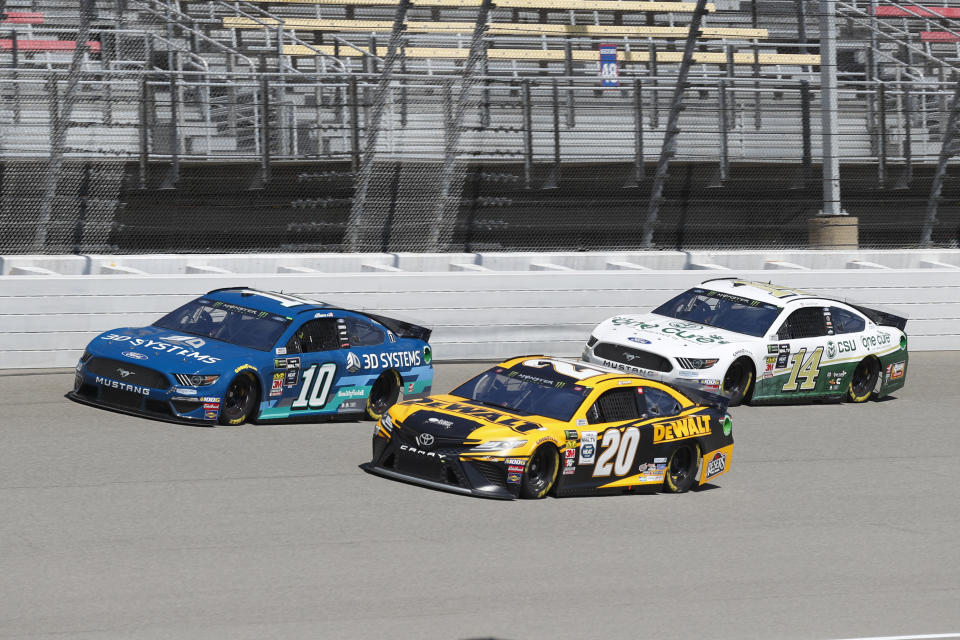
[69,288,434,425]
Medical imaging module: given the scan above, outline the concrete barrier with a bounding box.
[1,251,959,369]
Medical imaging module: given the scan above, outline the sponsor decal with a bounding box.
[565,448,576,459]
[427,417,454,428]
[163,335,206,349]
[205,411,218,419]
[776,345,790,369]
[338,388,366,398]
[733,349,750,358]
[654,457,666,463]
[387,331,397,343]
[203,402,220,410]
[122,351,148,361]
[416,433,435,447]
[314,312,334,318]
[608,317,730,345]
[653,414,711,444]
[767,344,779,355]
[413,401,543,432]
[507,473,522,483]
[705,451,727,480]
[270,378,283,397]
[175,387,197,396]
[563,467,577,475]
[359,351,424,370]
[346,352,362,374]
[94,375,150,396]
[627,336,651,344]
[284,357,301,387]
[505,458,526,466]
[407,382,416,393]
[201,396,218,402]
[564,458,576,468]
[601,359,657,378]
[618,379,633,385]
[827,341,837,358]
[507,465,525,474]
[863,333,892,349]
[579,431,597,465]
[234,364,257,374]
[576,419,587,426]
[678,370,698,378]
[276,347,287,355]
[765,355,777,365]
[564,429,578,440]
[888,361,906,380]
[100,334,221,364]
[565,440,577,450]
[638,462,649,472]
[838,338,858,354]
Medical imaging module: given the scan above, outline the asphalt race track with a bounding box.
[2,353,959,640]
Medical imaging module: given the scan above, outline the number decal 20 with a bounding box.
[593,427,641,477]
[781,347,823,392]
[292,363,337,410]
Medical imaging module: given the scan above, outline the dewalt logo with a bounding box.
[653,414,711,444]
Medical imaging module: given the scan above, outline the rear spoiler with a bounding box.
[848,303,908,332]
[362,312,433,343]
[674,384,731,414]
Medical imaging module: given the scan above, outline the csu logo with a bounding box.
[827,341,837,358]
[345,352,362,373]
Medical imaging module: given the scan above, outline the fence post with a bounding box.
[648,42,659,128]
[258,73,272,184]
[877,82,887,188]
[522,79,533,189]
[348,75,361,173]
[543,79,561,189]
[718,79,729,183]
[162,70,180,189]
[800,79,813,185]
[895,83,913,189]
[628,77,644,186]
[139,78,149,189]
[564,41,575,127]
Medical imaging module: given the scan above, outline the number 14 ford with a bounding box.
[69,288,433,425]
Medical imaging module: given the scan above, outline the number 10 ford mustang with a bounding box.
[69,288,433,425]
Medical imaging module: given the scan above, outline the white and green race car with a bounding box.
[582,278,908,406]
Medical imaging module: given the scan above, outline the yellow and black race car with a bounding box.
[360,356,734,500]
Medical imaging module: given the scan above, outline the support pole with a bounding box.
[921,78,960,246]
[641,0,709,248]
[818,0,845,216]
[877,82,887,188]
[522,79,533,190]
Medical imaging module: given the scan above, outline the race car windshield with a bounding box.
[652,287,782,337]
[154,299,291,351]
[449,366,591,422]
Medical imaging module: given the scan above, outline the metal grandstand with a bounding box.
[0,0,959,253]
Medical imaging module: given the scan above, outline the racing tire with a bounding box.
[847,357,880,403]
[722,358,754,407]
[366,370,401,420]
[663,442,701,493]
[520,445,559,499]
[219,373,258,425]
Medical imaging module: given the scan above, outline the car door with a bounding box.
[282,317,344,414]
[583,387,646,482]
[770,305,831,399]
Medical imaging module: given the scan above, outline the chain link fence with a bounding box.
[1,13,960,253]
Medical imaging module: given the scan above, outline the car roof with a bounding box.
[697,278,826,306]
[203,288,330,316]
[496,355,645,385]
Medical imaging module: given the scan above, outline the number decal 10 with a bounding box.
[292,363,337,410]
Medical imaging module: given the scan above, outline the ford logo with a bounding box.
[627,337,651,344]
[122,351,148,361]
[416,433,435,447]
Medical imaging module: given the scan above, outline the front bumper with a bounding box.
[71,359,220,425]
[582,347,722,393]
[362,433,520,500]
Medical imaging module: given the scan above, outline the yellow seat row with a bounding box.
[224,16,768,39]
[230,0,716,11]
[282,43,818,64]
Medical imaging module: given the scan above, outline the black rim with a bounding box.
[669,446,694,486]
[369,374,397,415]
[851,360,876,396]
[526,448,554,493]
[723,362,748,397]
[222,377,252,422]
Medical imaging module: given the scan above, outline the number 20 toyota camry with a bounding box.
[362,356,733,500]
[69,288,433,425]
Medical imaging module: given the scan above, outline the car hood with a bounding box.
[87,326,252,372]
[390,395,550,442]
[593,313,755,354]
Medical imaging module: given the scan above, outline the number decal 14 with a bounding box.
[781,347,823,392]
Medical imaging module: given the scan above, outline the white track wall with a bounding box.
[1,251,960,369]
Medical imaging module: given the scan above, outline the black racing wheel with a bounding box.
[663,442,701,493]
[366,370,401,420]
[722,358,754,407]
[520,445,559,499]
[848,357,880,403]
[219,373,258,425]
